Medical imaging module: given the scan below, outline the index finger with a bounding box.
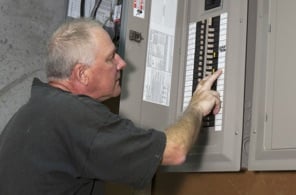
[203,69,223,89]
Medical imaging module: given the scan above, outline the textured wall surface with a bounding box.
[0,0,67,132]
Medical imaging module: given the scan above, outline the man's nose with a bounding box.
[116,54,127,70]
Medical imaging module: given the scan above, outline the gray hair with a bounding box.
[46,18,103,81]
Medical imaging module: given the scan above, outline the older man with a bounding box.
[0,18,221,194]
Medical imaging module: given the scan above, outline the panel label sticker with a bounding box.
[133,0,145,18]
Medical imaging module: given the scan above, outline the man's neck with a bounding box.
[48,80,71,92]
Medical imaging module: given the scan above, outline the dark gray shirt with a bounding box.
[0,78,166,195]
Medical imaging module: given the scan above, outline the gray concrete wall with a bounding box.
[0,0,68,132]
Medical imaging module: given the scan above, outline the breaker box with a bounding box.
[248,0,296,171]
[120,0,248,172]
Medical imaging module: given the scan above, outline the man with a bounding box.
[0,18,221,194]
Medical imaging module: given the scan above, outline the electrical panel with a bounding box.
[248,0,296,171]
[120,0,248,172]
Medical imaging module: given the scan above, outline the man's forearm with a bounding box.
[165,106,203,155]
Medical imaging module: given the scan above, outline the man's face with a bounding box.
[85,30,126,101]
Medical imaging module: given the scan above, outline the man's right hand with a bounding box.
[189,69,222,116]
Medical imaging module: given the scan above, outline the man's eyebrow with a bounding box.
[109,48,116,58]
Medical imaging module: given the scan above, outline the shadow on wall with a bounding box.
[0,0,68,132]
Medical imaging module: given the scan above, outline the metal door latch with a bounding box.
[129,30,143,43]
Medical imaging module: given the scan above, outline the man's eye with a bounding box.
[107,56,115,63]
[110,53,116,61]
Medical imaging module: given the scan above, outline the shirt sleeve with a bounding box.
[67,97,167,188]
[85,116,166,188]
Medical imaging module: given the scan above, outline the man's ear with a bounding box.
[71,63,89,85]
